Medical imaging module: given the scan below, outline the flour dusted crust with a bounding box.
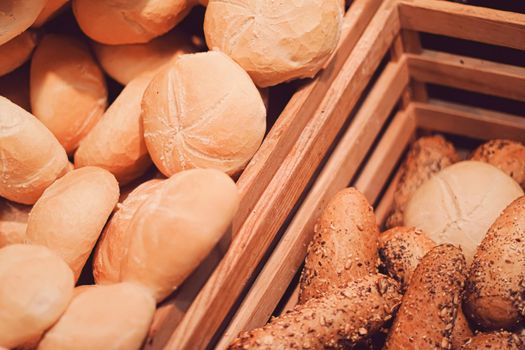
[0,31,38,77]
[142,51,266,177]
[0,1,46,45]
[204,0,344,87]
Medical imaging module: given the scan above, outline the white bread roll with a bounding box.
[0,31,38,77]
[0,96,69,204]
[121,168,239,301]
[204,0,344,87]
[404,161,523,262]
[142,51,266,177]
[38,282,155,350]
[72,0,194,45]
[0,199,31,248]
[30,34,108,154]
[0,244,74,348]
[75,74,153,185]
[32,0,69,28]
[0,1,46,45]
[92,30,194,85]
[93,179,164,285]
[26,167,119,280]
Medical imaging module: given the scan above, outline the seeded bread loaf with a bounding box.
[461,331,524,350]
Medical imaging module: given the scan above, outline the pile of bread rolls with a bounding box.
[230,137,525,349]
[0,0,344,348]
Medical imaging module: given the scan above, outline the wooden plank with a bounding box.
[406,50,525,102]
[413,100,525,142]
[398,0,525,51]
[165,1,401,348]
[216,59,409,349]
[375,166,403,227]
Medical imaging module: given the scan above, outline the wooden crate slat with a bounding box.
[164,1,401,348]
[216,59,410,349]
[406,50,525,102]
[398,0,525,51]
[375,166,404,226]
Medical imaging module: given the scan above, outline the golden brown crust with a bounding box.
[229,274,401,350]
[0,1,46,46]
[470,139,525,188]
[451,309,474,350]
[385,244,467,350]
[299,187,379,304]
[464,196,525,330]
[386,135,460,229]
[461,331,525,350]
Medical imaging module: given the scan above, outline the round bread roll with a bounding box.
[32,0,69,28]
[92,30,194,85]
[404,161,523,262]
[38,282,155,350]
[142,51,266,177]
[0,96,69,204]
[0,31,38,77]
[471,139,525,188]
[93,179,163,285]
[26,167,119,281]
[72,0,194,45]
[30,34,108,154]
[0,244,74,349]
[204,0,344,87]
[0,1,46,46]
[121,168,239,301]
[0,199,31,248]
[75,74,153,185]
[461,331,524,350]
[0,66,31,111]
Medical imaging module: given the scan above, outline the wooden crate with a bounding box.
[217,0,525,348]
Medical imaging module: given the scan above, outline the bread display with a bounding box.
[404,161,523,262]
[0,31,38,77]
[30,34,107,154]
[26,167,119,280]
[386,135,460,228]
[0,1,46,46]
[142,51,266,177]
[32,0,69,28]
[0,96,69,204]
[461,331,524,350]
[0,244,74,349]
[0,199,31,248]
[299,187,379,303]
[204,0,344,87]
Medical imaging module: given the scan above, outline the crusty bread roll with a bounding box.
[38,282,155,350]
[0,96,69,204]
[461,331,524,350]
[30,34,107,154]
[0,66,31,111]
[404,161,523,263]
[471,139,525,188]
[73,0,194,45]
[75,74,153,185]
[121,168,239,301]
[26,167,119,280]
[0,244,74,349]
[386,135,460,228]
[142,51,266,177]
[92,30,194,85]
[0,31,38,77]
[0,199,31,248]
[32,0,69,28]
[93,179,163,285]
[299,187,379,303]
[0,1,46,46]
[204,0,344,87]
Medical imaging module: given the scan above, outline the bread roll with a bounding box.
[0,244,74,348]
[38,282,155,350]
[0,31,38,77]
[92,30,194,85]
[299,187,379,303]
[0,1,46,46]
[93,179,163,285]
[464,196,525,330]
[204,0,344,87]
[385,244,467,350]
[32,0,69,28]
[230,274,401,349]
[121,168,239,301]
[26,167,119,280]
[0,199,30,248]
[73,0,193,45]
[386,135,459,228]
[471,139,525,188]
[404,161,523,263]
[0,66,31,111]
[30,34,108,154]
[0,96,69,204]
[461,331,524,350]
[75,74,153,185]
[142,51,266,177]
